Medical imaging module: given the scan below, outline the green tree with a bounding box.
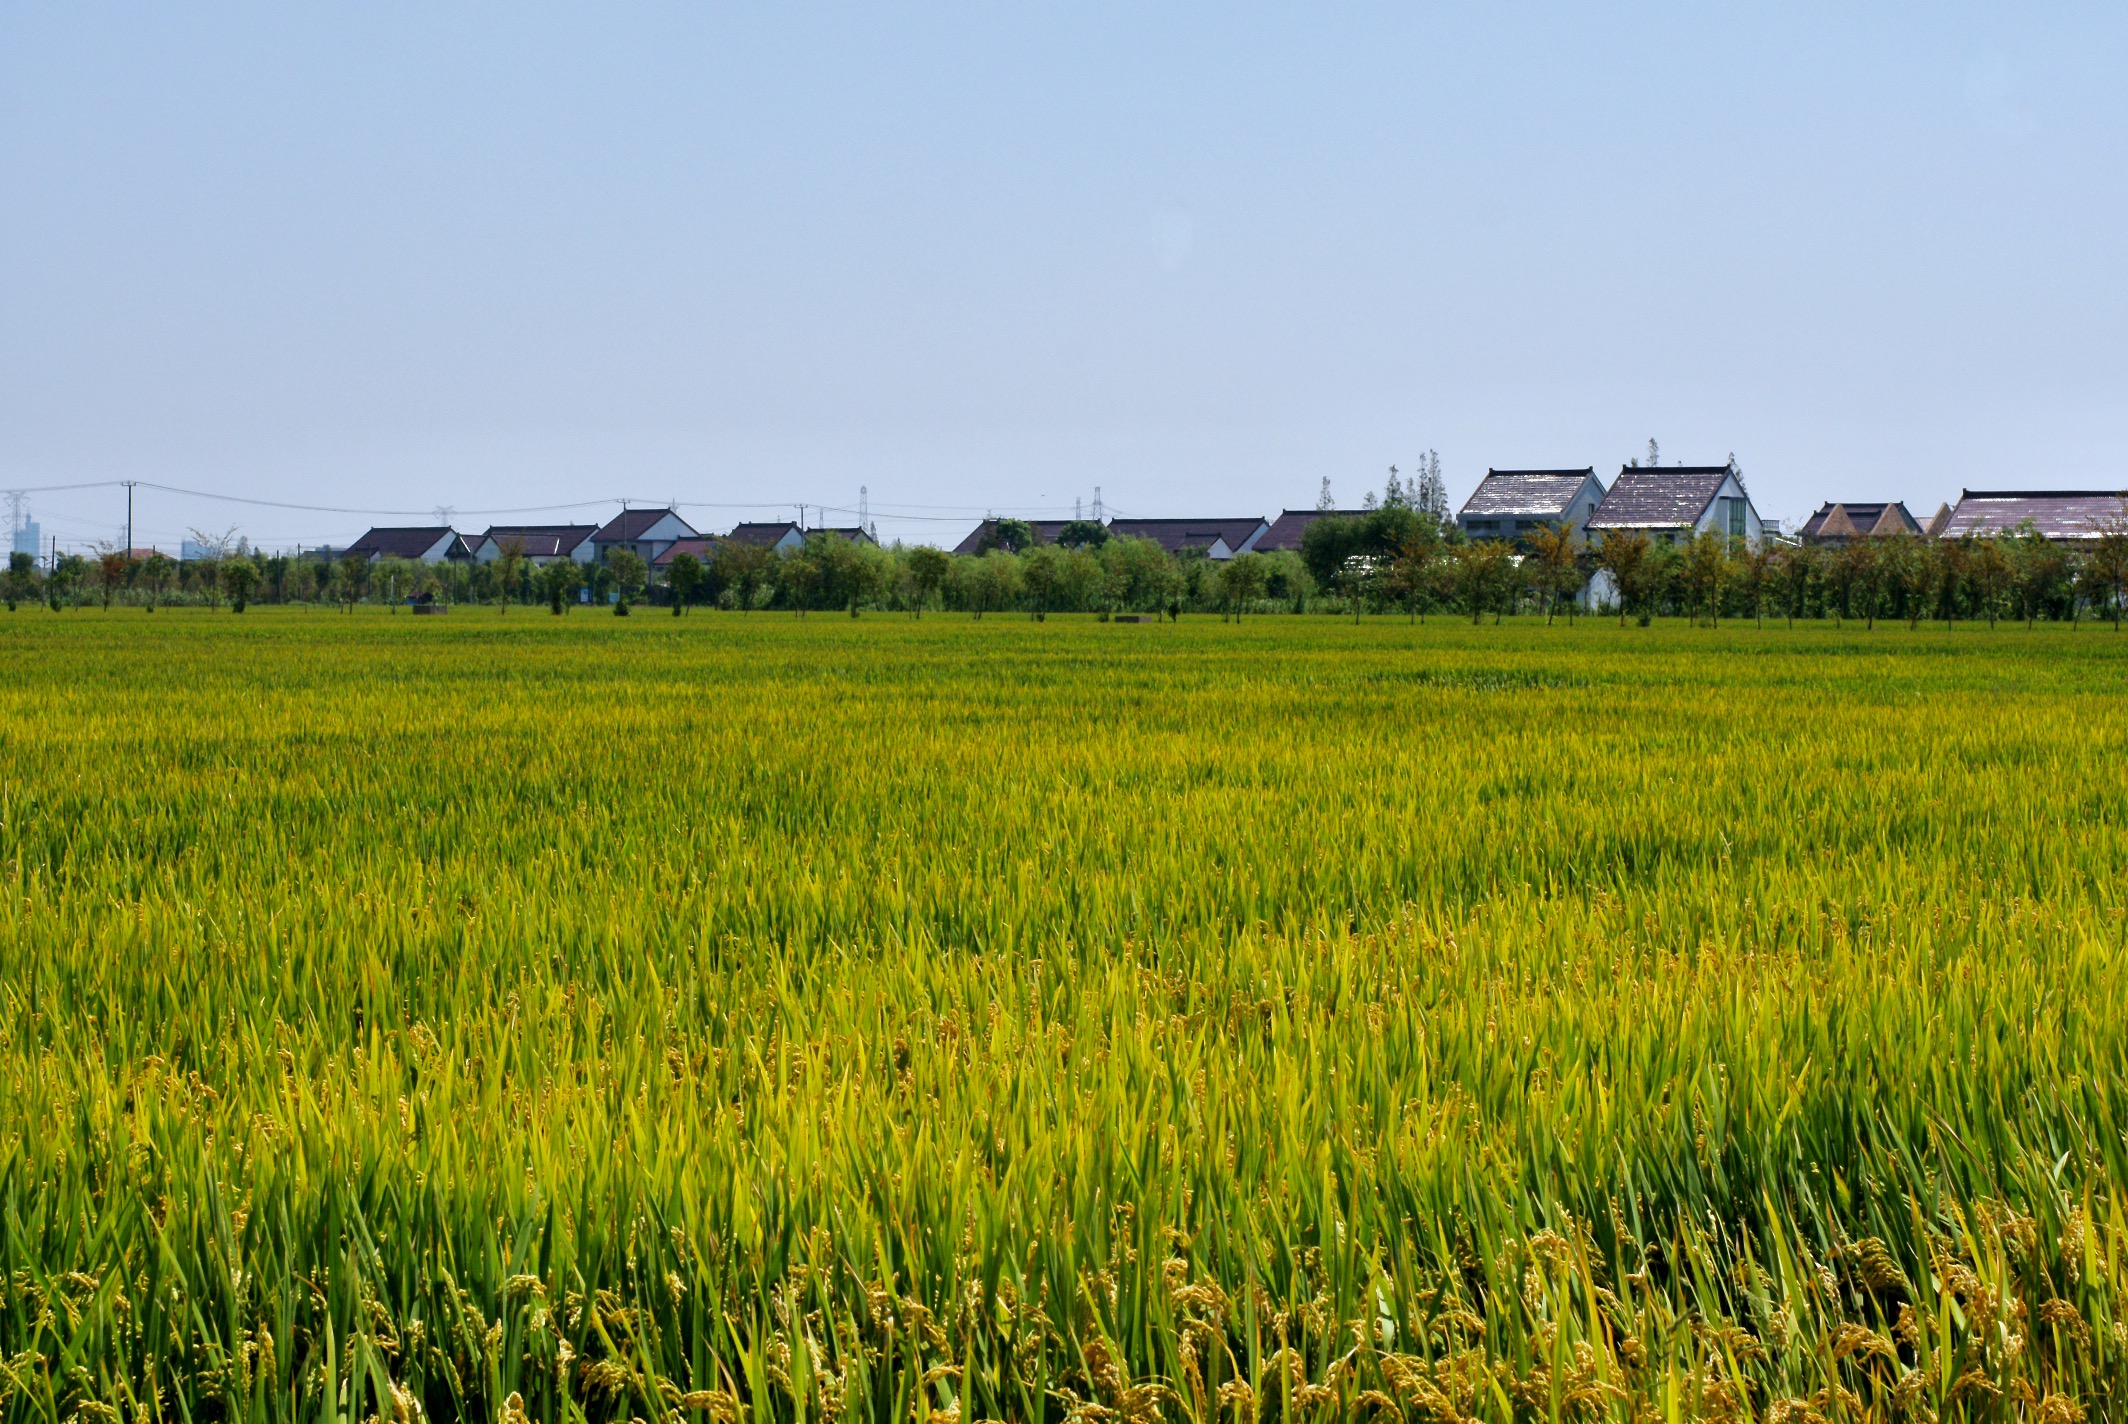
[606,549,647,614]
[1450,539,1513,624]
[334,555,367,612]
[1300,515,1368,621]
[1525,523,1582,625]
[714,539,772,612]
[1964,537,2012,628]
[1055,520,1108,549]
[2006,524,2069,627]
[1214,552,1268,621]
[978,518,1037,554]
[2085,520,2128,630]
[542,558,580,614]
[95,548,130,610]
[4,551,38,611]
[1594,529,1651,627]
[968,550,1021,618]
[666,551,703,615]
[138,552,176,609]
[496,540,529,614]
[1680,531,1733,627]
[905,546,949,617]
[223,558,260,612]
[1021,544,1064,620]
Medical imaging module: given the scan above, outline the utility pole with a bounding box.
[1093,486,1103,522]
[123,480,136,558]
[859,486,869,539]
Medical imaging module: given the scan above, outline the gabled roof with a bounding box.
[479,524,597,558]
[951,519,1076,556]
[1106,517,1268,556]
[346,526,461,560]
[1798,502,1918,540]
[651,538,714,568]
[593,508,695,543]
[1585,466,1735,530]
[1253,509,1373,553]
[1459,469,1600,520]
[1938,490,2128,541]
[723,521,801,547]
[808,526,878,546]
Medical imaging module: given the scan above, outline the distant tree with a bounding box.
[95,548,129,611]
[1450,539,1513,624]
[1963,537,2012,629]
[542,558,579,614]
[1594,529,1651,627]
[808,535,877,616]
[1377,535,1436,623]
[715,539,773,612]
[666,551,703,615]
[1299,514,1367,621]
[3,551,37,611]
[1525,522,1582,625]
[1315,477,1336,512]
[1733,540,1775,629]
[2006,524,2069,628]
[978,518,1037,555]
[1021,544,1064,620]
[1381,465,1408,509]
[1414,450,1449,524]
[1875,534,1929,629]
[222,558,260,612]
[1214,552,1268,621]
[1680,531,1732,627]
[1055,519,1108,549]
[969,550,1022,618]
[2086,519,2128,630]
[138,552,176,609]
[606,549,647,614]
[905,545,949,616]
[329,556,362,611]
[496,540,529,614]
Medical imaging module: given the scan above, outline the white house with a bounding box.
[591,508,698,566]
[474,524,597,565]
[1584,464,1764,546]
[1456,469,1608,543]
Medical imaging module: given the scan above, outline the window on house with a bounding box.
[1724,498,1747,539]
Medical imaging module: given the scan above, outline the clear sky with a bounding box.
[4,4,2124,551]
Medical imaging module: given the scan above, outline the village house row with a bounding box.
[333,464,2127,577]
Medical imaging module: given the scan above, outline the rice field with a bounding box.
[3,609,2127,1423]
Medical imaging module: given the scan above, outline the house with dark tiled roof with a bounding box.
[951,519,1076,556]
[1105,517,1269,560]
[1252,509,1373,553]
[591,508,697,565]
[1936,490,2128,543]
[345,526,476,564]
[1585,464,1764,546]
[807,526,878,547]
[473,524,598,565]
[722,522,808,554]
[1797,502,1920,547]
[1457,469,1606,544]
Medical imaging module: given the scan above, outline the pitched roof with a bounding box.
[651,538,714,568]
[593,508,694,542]
[1253,509,1373,553]
[1459,469,1598,520]
[346,526,459,559]
[808,526,877,546]
[950,519,1076,556]
[1798,502,1918,540]
[723,521,801,547]
[478,524,597,558]
[1585,466,1734,530]
[1105,517,1268,556]
[1938,490,2128,541]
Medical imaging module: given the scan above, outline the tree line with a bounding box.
[10,509,2128,628]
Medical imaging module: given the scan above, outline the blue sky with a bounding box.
[4,3,2124,550]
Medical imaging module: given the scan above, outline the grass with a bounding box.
[3,608,2127,1423]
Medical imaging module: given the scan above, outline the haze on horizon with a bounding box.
[4,3,2124,552]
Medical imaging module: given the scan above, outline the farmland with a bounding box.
[3,610,2127,1423]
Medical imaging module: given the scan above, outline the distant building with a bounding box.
[1252,509,1373,553]
[591,509,697,565]
[1797,501,1921,547]
[1585,464,1764,547]
[1457,469,1607,543]
[474,524,597,565]
[951,519,1076,555]
[807,526,877,546]
[10,519,40,559]
[1105,517,1270,560]
[722,522,808,554]
[1935,490,2128,543]
[344,527,475,564]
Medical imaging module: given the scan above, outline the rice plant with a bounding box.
[2,611,2125,1422]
